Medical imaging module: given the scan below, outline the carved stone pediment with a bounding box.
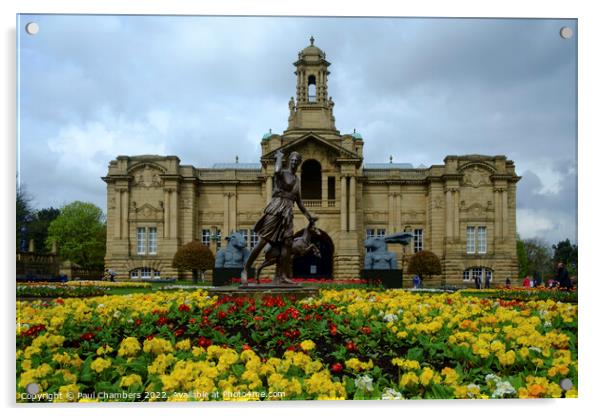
[134,203,163,220]
[132,165,163,189]
[462,166,491,188]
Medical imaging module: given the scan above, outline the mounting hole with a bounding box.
[25,22,39,35]
[559,26,573,39]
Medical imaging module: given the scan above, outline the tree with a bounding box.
[523,238,554,278]
[172,240,215,283]
[407,250,442,280]
[46,201,106,269]
[516,236,529,279]
[28,208,60,254]
[16,186,34,251]
[552,239,578,275]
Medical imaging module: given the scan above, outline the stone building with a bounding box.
[103,38,520,286]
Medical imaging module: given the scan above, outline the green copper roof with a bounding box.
[352,131,363,139]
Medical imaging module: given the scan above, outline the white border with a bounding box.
[3,1,600,416]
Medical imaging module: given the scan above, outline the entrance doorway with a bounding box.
[292,228,333,279]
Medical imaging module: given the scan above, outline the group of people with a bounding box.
[520,262,574,289]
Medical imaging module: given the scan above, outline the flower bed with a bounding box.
[461,288,578,304]
[66,281,152,289]
[16,289,577,402]
[17,283,107,298]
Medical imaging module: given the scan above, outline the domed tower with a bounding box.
[284,36,340,140]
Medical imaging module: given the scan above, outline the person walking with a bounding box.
[557,262,572,289]
[523,275,531,288]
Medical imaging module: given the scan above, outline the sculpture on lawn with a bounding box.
[364,232,413,270]
[215,231,250,268]
[241,149,318,285]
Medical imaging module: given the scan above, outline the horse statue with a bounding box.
[254,219,322,282]
[364,231,413,270]
[215,231,250,268]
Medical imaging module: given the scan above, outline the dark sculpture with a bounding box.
[254,218,322,282]
[241,150,317,285]
[364,232,413,270]
[215,231,250,268]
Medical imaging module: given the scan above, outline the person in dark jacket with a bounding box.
[557,262,572,289]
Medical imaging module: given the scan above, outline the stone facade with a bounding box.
[103,39,520,286]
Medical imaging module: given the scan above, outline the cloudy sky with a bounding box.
[17,15,577,245]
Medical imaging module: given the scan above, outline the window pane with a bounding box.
[148,227,157,255]
[130,269,139,279]
[201,229,211,246]
[250,230,259,249]
[137,227,146,255]
[466,226,475,254]
[377,228,386,238]
[478,226,487,253]
[366,229,375,239]
[413,228,423,253]
[215,229,221,250]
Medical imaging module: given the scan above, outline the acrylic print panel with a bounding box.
[16,15,577,403]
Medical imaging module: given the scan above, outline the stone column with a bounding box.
[388,190,395,231]
[340,176,347,231]
[322,174,328,207]
[349,176,357,231]
[122,189,129,240]
[453,189,460,239]
[163,189,170,238]
[170,189,179,239]
[115,188,122,238]
[231,190,238,232]
[494,188,501,239]
[445,188,453,239]
[501,189,508,239]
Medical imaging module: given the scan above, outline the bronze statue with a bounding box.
[241,150,317,285]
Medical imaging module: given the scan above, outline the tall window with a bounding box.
[201,229,211,246]
[413,229,423,253]
[250,230,259,249]
[366,229,375,239]
[148,227,157,255]
[137,227,146,255]
[137,226,157,255]
[377,228,386,238]
[477,226,487,254]
[215,229,222,250]
[466,226,476,254]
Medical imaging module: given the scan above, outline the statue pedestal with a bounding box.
[212,268,255,286]
[207,285,319,302]
[362,269,403,289]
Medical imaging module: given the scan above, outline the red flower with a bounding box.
[55,298,64,305]
[242,344,251,351]
[134,319,142,326]
[286,345,296,351]
[174,328,185,337]
[331,363,343,373]
[178,304,191,312]
[146,335,155,340]
[80,332,94,341]
[157,316,169,326]
[198,336,212,348]
[217,311,227,320]
[329,323,337,336]
[189,318,197,324]
[346,341,356,352]
[253,316,264,321]
[360,326,372,335]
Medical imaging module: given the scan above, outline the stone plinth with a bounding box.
[207,285,319,302]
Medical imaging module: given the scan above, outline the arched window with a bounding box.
[307,75,317,102]
[301,159,322,200]
[463,267,493,284]
[130,267,161,279]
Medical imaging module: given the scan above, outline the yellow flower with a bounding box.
[419,368,434,386]
[90,357,111,373]
[96,345,114,356]
[143,337,173,355]
[118,337,141,357]
[175,339,191,351]
[57,384,79,402]
[400,372,419,388]
[344,358,373,372]
[120,374,143,388]
[441,367,459,385]
[300,340,316,351]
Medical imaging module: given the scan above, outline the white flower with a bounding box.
[383,314,398,323]
[544,321,552,328]
[381,388,403,400]
[466,384,480,398]
[492,381,516,398]
[528,346,542,353]
[354,375,374,392]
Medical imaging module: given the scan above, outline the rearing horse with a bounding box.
[255,219,322,282]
